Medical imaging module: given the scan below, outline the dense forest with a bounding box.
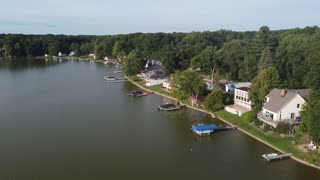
[1,26,319,90]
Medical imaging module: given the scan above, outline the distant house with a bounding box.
[225,87,253,116]
[257,88,310,128]
[143,72,168,86]
[146,77,168,86]
[225,82,251,93]
[69,51,76,56]
[144,60,162,72]
[88,53,96,59]
[103,55,116,64]
[137,59,168,86]
[162,80,173,92]
[58,52,66,57]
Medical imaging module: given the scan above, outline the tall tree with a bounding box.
[258,47,273,71]
[301,90,320,142]
[190,46,219,75]
[238,54,258,81]
[172,70,205,100]
[204,88,224,112]
[249,67,280,111]
[221,40,244,80]
[122,51,145,76]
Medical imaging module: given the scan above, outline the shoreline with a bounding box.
[126,76,320,170]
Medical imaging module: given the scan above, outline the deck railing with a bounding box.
[257,112,303,127]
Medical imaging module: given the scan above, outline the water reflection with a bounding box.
[0,58,63,71]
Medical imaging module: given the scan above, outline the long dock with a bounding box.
[263,153,292,161]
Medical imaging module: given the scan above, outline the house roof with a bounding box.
[263,88,310,113]
[237,87,250,91]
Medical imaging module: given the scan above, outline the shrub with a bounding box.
[242,111,256,124]
[263,124,272,131]
[254,118,262,126]
[276,122,289,134]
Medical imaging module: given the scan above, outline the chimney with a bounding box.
[280,89,286,97]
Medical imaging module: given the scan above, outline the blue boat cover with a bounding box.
[192,124,219,131]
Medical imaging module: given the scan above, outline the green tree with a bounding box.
[122,51,145,76]
[258,47,273,71]
[94,43,106,59]
[48,43,58,56]
[249,67,280,111]
[190,46,219,74]
[203,88,224,112]
[301,90,320,142]
[172,70,205,100]
[238,54,258,81]
[221,40,244,80]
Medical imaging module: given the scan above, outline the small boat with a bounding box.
[262,153,278,158]
[262,152,292,161]
[104,76,116,81]
[114,70,123,74]
[192,124,219,136]
[104,76,127,82]
[128,89,150,97]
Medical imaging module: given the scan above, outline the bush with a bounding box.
[242,112,256,124]
[263,124,272,131]
[276,122,289,134]
[224,93,234,105]
[254,118,262,126]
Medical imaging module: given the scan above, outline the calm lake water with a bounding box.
[0,59,319,180]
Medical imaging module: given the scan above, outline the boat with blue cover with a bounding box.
[192,124,237,136]
[192,124,219,136]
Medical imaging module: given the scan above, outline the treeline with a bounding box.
[1,26,320,89]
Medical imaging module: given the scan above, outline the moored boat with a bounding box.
[104,76,127,82]
[104,76,116,80]
[128,89,151,97]
[192,124,219,136]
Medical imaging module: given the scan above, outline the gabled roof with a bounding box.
[263,88,310,113]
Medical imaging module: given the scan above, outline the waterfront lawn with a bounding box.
[215,110,320,166]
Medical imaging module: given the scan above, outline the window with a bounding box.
[297,104,300,108]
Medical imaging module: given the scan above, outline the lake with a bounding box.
[0,59,319,179]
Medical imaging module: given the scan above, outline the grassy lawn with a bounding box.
[215,110,320,166]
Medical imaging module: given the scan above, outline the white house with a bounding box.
[162,81,172,91]
[69,51,76,56]
[257,88,310,127]
[145,77,168,86]
[225,87,253,116]
[103,55,116,64]
[88,53,96,59]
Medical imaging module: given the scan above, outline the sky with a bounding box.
[0,0,319,35]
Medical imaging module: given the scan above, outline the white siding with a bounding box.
[279,95,306,120]
[146,78,168,86]
[234,89,252,110]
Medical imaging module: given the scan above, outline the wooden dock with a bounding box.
[263,153,292,161]
[158,104,186,111]
[216,125,238,131]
